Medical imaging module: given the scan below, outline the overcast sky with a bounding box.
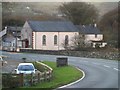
[2,0,119,2]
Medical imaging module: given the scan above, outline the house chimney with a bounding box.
[5,26,7,29]
[94,23,97,27]
[83,25,85,27]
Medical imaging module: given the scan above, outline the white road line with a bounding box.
[92,62,100,65]
[103,65,110,68]
[83,61,88,63]
[58,67,85,88]
[113,68,119,71]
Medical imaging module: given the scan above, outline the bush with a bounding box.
[2,73,20,88]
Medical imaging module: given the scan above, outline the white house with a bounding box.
[21,21,79,50]
[76,25,107,48]
[2,26,22,51]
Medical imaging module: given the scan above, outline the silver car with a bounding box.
[15,63,37,74]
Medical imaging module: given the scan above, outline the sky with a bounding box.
[2,0,120,2]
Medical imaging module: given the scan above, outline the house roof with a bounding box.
[27,21,79,32]
[7,26,22,37]
[2,34,15,42]
[8,26,22,32]
[76,25,102,34]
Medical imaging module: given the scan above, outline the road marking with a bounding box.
[103,65,110,68]
[92,62,100,65]
[83,61,88,63]
[58,67,85,88]
[113,68,119,71]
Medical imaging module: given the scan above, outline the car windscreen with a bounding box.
[18,65,34,71]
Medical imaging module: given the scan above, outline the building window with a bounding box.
[54,35,57,45]
[42,35,46,45]
[95,34,97,38]
[65,35,69,45]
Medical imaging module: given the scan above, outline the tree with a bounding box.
[59,2,98,25]
[98,8,118,48]
[71,34,86,50]
[62,34,86,50]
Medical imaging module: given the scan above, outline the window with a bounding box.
[42,35,46,45]
[54,35,57,45]
[65,35,69,45]
[95,34,97,38]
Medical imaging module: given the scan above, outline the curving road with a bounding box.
[1,51,119,88]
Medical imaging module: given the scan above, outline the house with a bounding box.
[0,27,7,50]
[76,24,107,48]
[21,21,79,50]
[2,26,22,51]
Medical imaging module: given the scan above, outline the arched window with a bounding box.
[54,35,57,45]
[65,35,69,45]
[42,35,46,45]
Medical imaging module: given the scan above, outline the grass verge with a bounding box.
[32,61,83,89]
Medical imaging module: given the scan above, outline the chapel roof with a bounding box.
[27,20,79,32]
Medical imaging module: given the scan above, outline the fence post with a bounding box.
[38,73,40,83]
[44,72,46,81]
[48,71,50,82]
[19,73,24,87]
[2,61,3,66]
[30,73,33,86]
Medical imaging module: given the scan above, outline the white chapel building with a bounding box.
[21,21,79,50]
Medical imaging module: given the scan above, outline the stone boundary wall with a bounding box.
[20,49,119,60]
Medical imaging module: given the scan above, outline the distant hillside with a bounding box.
[93,2,118,16]
[2,2,118,27]
[2,2,118,17]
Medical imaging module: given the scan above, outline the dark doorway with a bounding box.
[25,40,29,48]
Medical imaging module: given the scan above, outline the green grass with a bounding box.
[31,61,83,89]
[8,61,83,90]
[33,62,49,72]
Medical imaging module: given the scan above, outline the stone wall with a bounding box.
[20,49,119,60]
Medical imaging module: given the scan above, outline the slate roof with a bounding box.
[76,25,102,34]
[7,26,22,37]
[27,21,79,32]
[2,34,15,42]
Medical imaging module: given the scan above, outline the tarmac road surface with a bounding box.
[1,51,119,88]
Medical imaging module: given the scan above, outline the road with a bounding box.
[1,51,119,88]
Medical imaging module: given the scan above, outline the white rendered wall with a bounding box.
[33,32,78,50]
[85,34,103,41]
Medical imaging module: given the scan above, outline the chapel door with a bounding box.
[25,40,29,48]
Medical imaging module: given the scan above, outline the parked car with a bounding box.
[15,63,37,74]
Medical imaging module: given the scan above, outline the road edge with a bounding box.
[58,67,85,88]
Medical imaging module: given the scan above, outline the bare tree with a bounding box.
[71,34,85,50]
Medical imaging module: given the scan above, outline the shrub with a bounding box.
[2,73,20,88]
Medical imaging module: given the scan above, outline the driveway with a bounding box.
[1,51,119,88]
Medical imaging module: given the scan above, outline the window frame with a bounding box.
[95,34,97,38]
[42,35,46,46]
[54,35,58,45]
[65,35,69,45]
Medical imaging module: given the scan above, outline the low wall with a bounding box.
[20,49,119,60]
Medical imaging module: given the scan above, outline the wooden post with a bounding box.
[19,73,24,86]
[30,73,33,86]
[38,73,40,83]
[2,61,3,66]
[48,71,50,82]
[44,72,46,81]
